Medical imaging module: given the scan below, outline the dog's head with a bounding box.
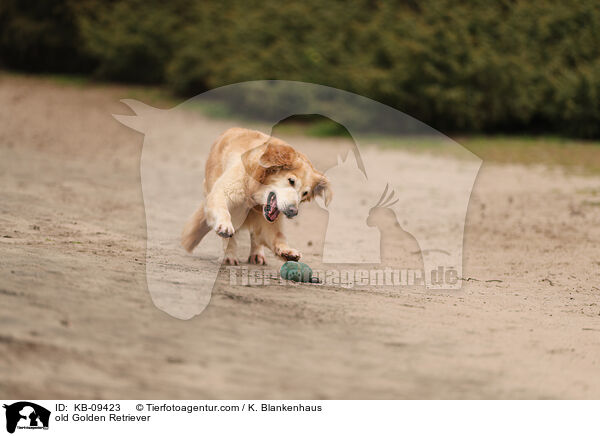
[242,141,332,222]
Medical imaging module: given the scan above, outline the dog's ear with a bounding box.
[258,142,297,168]
[241,142,297,183]
[313,175,332,207]
[241,146,267,183]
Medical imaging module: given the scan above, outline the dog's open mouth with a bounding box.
[263,191,280,222]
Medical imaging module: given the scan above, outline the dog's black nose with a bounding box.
[284,205,298,218]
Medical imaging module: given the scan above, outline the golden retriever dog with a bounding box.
[181,127,332,265]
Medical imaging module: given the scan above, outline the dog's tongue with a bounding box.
[269,206,280,221]
[264,192,280,222]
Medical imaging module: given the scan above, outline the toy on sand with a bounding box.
[280,261,320,283]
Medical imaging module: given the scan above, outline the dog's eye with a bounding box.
[303,191,308,197]
[288,178,295,186]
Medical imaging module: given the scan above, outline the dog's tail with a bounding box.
[181,204,211,253]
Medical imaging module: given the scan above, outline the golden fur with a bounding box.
[182,127,332,265]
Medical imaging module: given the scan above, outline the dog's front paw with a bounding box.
[275,247,301,261]
[215,221,235,238]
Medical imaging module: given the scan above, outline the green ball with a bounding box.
[280,261,314,283]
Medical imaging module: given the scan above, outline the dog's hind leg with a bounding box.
[223,234,239,265]
[181,204,211,253]
[248,229,267,265]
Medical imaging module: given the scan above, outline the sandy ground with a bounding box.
[1,74,600,399]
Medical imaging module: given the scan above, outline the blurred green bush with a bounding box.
[2,0,600,137]
[0,0,94,73]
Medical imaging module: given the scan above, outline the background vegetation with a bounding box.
[2,0,600,138]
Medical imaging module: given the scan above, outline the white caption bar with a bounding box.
[0,400,597,436]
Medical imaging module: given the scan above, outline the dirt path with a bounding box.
[1,75,600,399]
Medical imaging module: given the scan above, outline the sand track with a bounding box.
[1,75,600,399]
